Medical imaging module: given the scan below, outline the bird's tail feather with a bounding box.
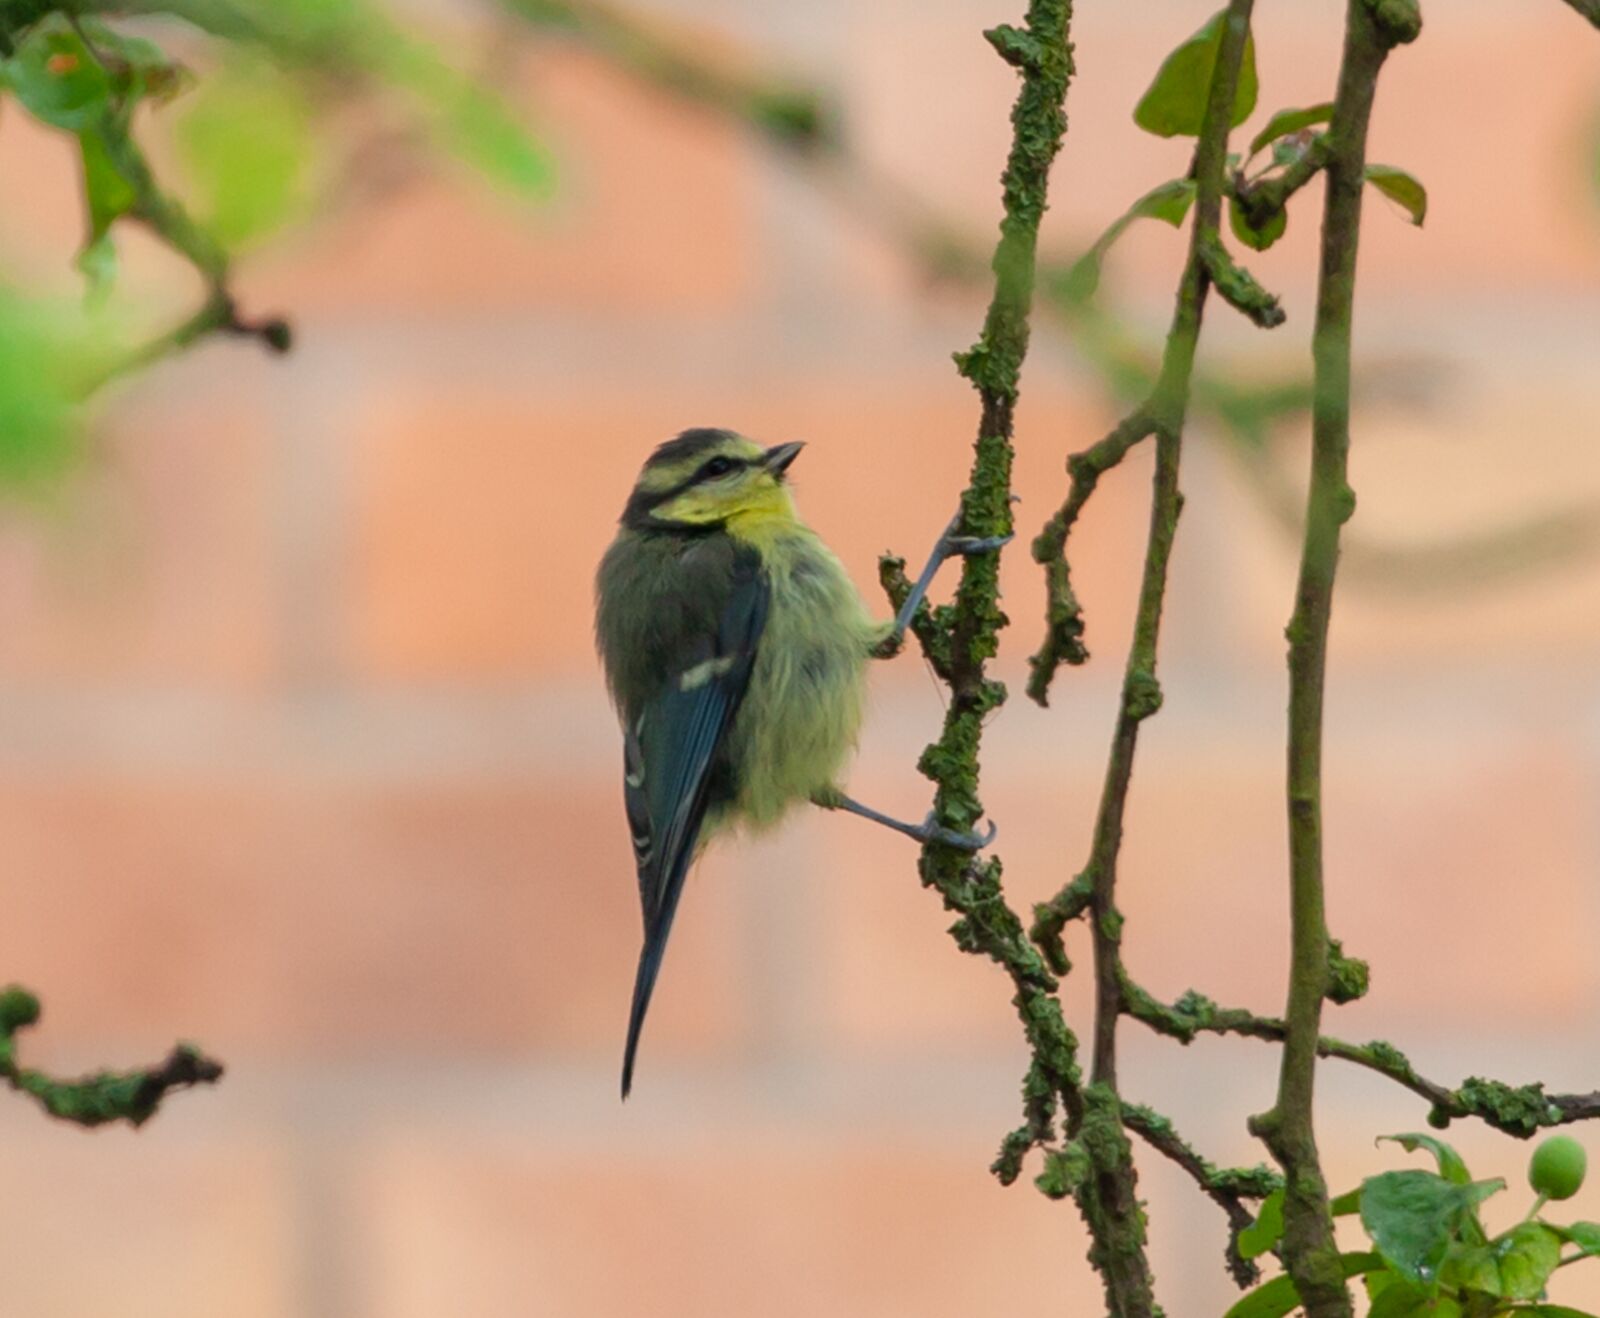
[620,852,694,1100]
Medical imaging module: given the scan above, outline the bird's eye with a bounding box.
[701,456,737,479]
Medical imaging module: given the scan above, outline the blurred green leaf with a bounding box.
[1379,1133,1474,1186]
[1229,193,1287,251]
[0,293,114,486]
[1366,163,1427,225]
[76,18,190,105]
[1248,102,1333,157]
[1222,1251,1385,1318]
[1332,1187,1364,1216]
[382,39,556,199]
[1238,1187,1284,1259]
[176,60,314,248]
[1063,178,1196,299]
[1360,1171,1503,1287]
[1134,9,1258,138]
[1,18,113,131]
[79,127,138,241]
[73,232,118,303]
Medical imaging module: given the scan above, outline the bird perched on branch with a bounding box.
[596,427,1004,1098]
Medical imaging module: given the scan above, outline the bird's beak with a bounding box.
[763,441,805,476]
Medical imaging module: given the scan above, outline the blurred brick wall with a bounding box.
[0,1,1598,1315]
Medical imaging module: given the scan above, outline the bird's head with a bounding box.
[621,428,804,532]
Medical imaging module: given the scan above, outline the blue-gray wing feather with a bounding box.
[613,543,767,1097]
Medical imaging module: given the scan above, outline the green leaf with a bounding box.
[1365,164,1427,225]
[1492,1222,1563,1301]
[1,18,113,131]
[1519,1307,1600,1317]
[1367,1276,1424,1316]
[1332,1187,1363,1216]
[176,59,314,249]
[1238,1187,1285,1260]
[1556,1220,1600,1256]
[1229,193,1287,251]
[1248,102,1334,157]
[1380,1133,1474,1186]
[1134,8,1258,138]
[1361,1171,1505,1287]
[1062,178,1196,299]
[1223,1252,1386,1318]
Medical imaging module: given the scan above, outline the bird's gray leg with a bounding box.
[877,512,1012,656]
[812,789,997,853]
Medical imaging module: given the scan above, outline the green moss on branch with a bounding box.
[1,984,223,1128]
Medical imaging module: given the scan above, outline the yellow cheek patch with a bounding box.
[653,488,726,524]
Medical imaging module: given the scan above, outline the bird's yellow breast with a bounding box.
[719,518,877,831]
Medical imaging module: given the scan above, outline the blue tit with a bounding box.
[595,428,1002,1097]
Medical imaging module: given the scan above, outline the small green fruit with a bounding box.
[1530,1134,1587,1201]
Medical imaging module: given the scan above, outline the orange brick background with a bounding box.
[0,1,1598,1314]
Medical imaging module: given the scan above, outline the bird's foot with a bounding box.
[943,531,1014,557]
[818,791,997,852]
[879,514,1014,657]
[913,813,999,853]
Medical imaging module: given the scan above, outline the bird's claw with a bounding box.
[943,531,1013,557]
[919,813,998,852]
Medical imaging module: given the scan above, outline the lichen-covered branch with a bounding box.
[1251,3,1420,1313]
[0,985,223,1128]
[892,0,1082,1153]
[1122,977,1600,1139]
[1121,1100,1280,1287]
[870,1,1168,1311]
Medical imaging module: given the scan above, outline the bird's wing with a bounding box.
[620,545,768,1097]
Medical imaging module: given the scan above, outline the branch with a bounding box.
[1232,133,1333,232]
[1027,1,1278,707]
[895,0,1081,1156]
[496,0,829,149]
[1121,1101,1280,1288]
[0,985,223,1128]
[1119,978,1600,1141]
[1558,0,1600,27]
[1025,410,1155,697]
[1252,3,1419,1313]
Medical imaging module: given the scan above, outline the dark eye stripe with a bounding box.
[622,454,753,528]
[695,455,745,481]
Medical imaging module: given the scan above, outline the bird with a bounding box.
[595,427,1005,1098]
